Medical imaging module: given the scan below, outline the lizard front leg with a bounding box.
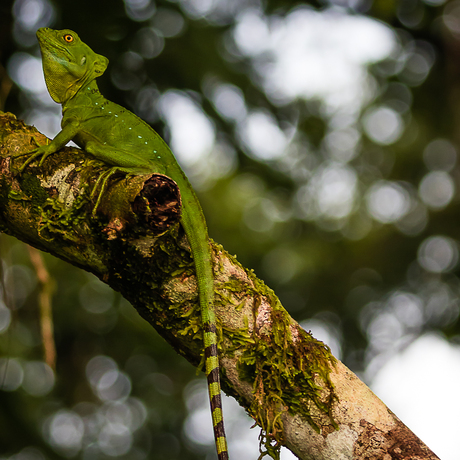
[14,120,81,172]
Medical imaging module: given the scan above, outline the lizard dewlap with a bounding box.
[25,27,229,460]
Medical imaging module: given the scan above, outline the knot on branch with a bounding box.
[98,173,181,238]
[132,174,182,232]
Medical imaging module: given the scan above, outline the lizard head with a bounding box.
[36,28,109,103]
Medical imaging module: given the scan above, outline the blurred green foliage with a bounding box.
[1,0,460,459]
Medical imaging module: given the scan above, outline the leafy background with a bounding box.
[1,0,459,459]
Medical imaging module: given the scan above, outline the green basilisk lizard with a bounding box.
[16,28,229,460]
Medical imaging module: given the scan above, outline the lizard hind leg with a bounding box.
[90,162,155,216]
[91,166,124,216]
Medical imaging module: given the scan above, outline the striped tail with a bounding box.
[176,172,229,460]
[204,321,229,460]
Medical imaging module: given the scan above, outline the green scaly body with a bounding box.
[21,28,228,460]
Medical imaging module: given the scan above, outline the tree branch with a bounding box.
[0,111,439,460]
[27,244,56,370]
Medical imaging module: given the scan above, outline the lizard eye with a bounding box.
[63,34,74,43]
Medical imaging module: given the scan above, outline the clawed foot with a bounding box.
[91,167,122,216]
[11,137,53,172]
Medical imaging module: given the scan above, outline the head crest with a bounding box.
[37,28,109,103]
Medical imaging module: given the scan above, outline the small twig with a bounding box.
[0,65,13,112]
[27,246,56,371]
[0,236,11,389]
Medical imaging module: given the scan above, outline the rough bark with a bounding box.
[0,111,440,460]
